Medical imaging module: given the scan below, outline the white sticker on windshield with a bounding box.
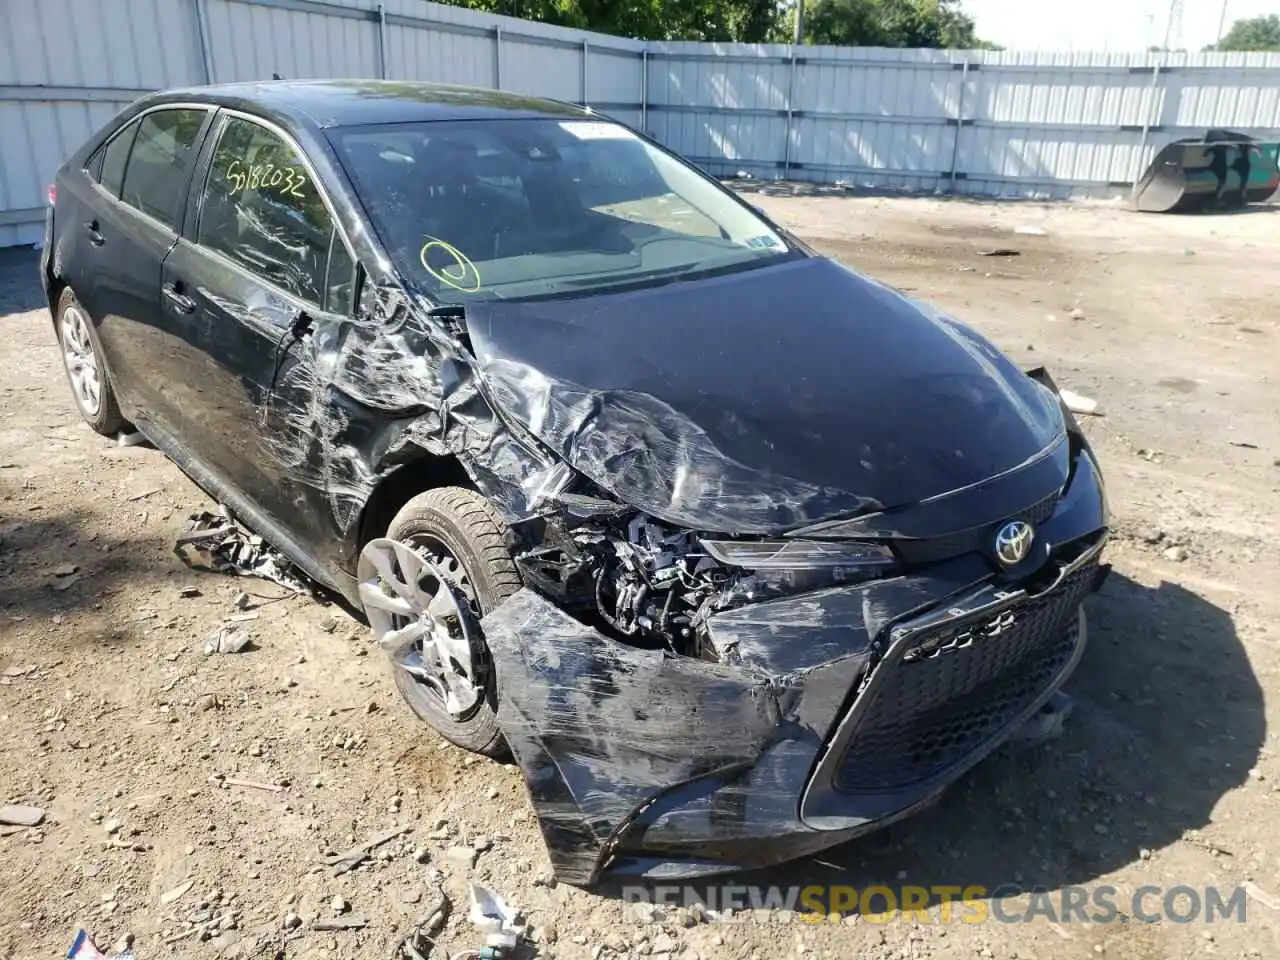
[559,121,637,141]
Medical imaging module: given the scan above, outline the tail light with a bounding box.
[47,183,57,206]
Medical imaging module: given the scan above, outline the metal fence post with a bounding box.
[582,39,590,108]
[494,27,503,90]
[948,58,970,193]
[641,48,648,132]
[376,3,389,80]
[193,0,214,83]
[783,47,797,178]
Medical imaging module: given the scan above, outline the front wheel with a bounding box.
[55,288,127,436]
[357,487,521,758]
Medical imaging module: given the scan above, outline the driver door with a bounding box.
[160,111,358,557]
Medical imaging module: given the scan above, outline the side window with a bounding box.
[120,109,207,228]
[98,122,138,198]
[197,117,333,306]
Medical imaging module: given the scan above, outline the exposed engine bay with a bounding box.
[512,498,890,661]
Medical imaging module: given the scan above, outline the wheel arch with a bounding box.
[352,453,475,566]
[46,268,67,329]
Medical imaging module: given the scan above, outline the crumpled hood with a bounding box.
[464,256,1064,535]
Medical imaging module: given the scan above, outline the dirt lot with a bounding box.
[2,194,1279,960]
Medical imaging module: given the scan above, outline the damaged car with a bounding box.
[43,80,1110,885]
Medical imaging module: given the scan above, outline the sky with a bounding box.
[962,0,1278,51]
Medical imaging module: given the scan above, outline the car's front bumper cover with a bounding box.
[480,448,1110,886]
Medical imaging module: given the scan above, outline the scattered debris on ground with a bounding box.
[67,930,136,959]
[469,883,524,954]
[202,624,252,655]
[1060,388,1103,416]
[394,889,450,960]
[175,508,307,592]
[324,825,414,876]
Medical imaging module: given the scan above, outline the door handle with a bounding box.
[162,281,196,315]
[84,219,104,246]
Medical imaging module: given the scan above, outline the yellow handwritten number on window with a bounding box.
[224,159,307,199]
[419,236,481,293]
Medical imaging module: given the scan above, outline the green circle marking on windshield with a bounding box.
[420,236,481,293]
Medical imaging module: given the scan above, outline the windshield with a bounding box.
[331,118,795,302]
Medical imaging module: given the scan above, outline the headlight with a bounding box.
[700,538,895,570]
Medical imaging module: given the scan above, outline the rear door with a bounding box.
[160,111,358,552]
[79,107,213,433]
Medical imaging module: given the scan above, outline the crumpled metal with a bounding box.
[174,507,308,592]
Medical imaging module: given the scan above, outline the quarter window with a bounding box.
[98,123,138,198]
[325,230,356,315]
[120,109,207,228]
[197,117,337,306]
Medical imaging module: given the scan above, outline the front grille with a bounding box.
[833,558,1095,794]
[892,490,1061,565]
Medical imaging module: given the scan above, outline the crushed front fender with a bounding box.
[479,552,998,885]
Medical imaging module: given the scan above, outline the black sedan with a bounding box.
[42,80,1109,885]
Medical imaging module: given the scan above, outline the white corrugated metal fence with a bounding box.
[647,43,1280,195]
[2,0,1279,246]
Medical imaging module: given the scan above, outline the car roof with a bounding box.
[141,79,592,132]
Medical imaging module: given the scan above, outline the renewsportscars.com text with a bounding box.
[622,884,1248,924]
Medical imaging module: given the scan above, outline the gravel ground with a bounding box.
[2,194,1279,960]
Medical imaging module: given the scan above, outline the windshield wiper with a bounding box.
[558,263,693,290]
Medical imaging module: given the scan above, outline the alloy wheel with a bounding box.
[59,305,101,417]
[357,536,485,718]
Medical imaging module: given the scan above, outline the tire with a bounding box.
[383,487,522,757]
[55,288,128,436]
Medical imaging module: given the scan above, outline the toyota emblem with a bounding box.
[994,520,1035,566]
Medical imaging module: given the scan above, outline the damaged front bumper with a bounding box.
[481,451,1111,885]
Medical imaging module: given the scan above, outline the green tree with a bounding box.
[438,0,784,41]
[805,0,885,46]
[438,0,994,46]
[805,0,986,48]
[1210,14,1280,51]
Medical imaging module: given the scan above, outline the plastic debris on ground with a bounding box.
[66,930,136,959]
[174,507,307,592]
[203,625,253,655]
[468,883,524,953]
[1007,690,1074,748]
[1059,388,1103,416]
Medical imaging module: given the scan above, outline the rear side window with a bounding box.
[197,117,336,306]
[121,108,207,228]
[99,123,138,198]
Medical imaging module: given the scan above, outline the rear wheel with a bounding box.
[55,288,127,436]
[358,487,521,757]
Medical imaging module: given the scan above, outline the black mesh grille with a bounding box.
[833,558,1094,794]
[892,491,1061,565]
[1021,491,1061,526]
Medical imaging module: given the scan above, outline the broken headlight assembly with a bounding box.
[700,538,895,571]
[700,537,899,617]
